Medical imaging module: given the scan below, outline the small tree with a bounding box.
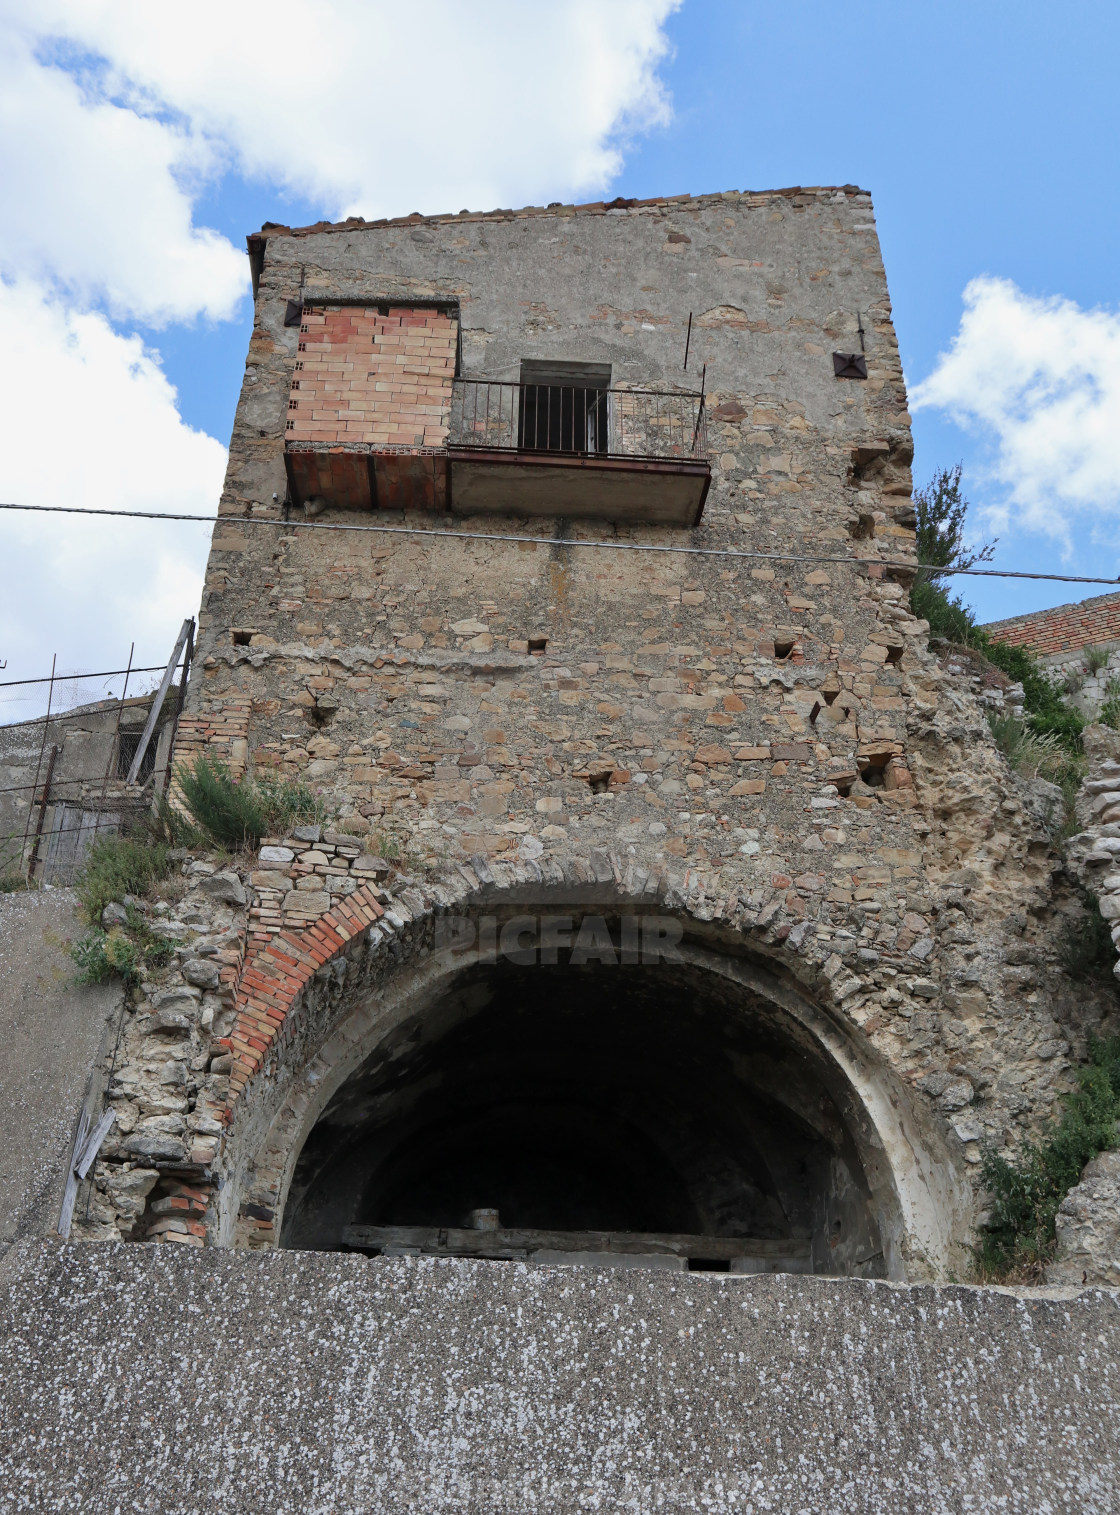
[914,463,996,585]
[910,464,998,643]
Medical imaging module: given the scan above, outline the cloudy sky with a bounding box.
[1,0,1118,718]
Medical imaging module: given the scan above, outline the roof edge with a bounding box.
[247,185,871,248]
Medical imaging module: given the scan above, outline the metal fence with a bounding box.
[447,381,707,461]
[0,630,192,886]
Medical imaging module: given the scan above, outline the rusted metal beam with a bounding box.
[26,742,59,880]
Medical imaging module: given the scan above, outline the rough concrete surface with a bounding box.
[0,889,119,1246]
[1,1241,1118,1513]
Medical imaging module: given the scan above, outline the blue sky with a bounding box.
[2,0,1119,716]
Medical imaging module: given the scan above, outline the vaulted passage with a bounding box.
[281,953,889,1276]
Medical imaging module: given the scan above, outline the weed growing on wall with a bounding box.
[175,755,323,847]
[75,835,174,924]
[976,1036,1120,1280]
[72,929,143,985]
[1085,644,1112,675]
[985,712,1086,827]
[1098,676,1120,731]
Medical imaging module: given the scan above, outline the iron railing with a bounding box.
[448,380,707,461]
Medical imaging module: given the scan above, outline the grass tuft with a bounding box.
[1085,644,1111,675]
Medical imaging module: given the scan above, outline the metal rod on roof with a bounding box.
[93,642,134,849]
[20,654,55,879]
[26,743,59,880]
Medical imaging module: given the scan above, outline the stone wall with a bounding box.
[0,889,120,1248]
[62,188,1120,1277]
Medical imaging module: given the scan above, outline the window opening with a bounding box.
[518,361,611,455]
[117,729,156,783]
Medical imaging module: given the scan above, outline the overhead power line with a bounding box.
[0,665,168,690]
[1,499,1118,587]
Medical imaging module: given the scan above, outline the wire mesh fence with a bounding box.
[0,635,192,887]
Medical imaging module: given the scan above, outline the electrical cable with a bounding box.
[0,665,168,690]
[1,499,1118,586]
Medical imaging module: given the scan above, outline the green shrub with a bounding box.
[909,575,980,645]
[0,870,29,894]
[1060,892,1117,984]
[71,931,114,984]
[175,755,323,847]
[984,712,1085,833]
[986,712,1064,780]
[1098,676,1120,731]
[253,771,325,835]
[125,907,176,969]
[71,929,140,986]
[75,835,173,925]
[977,1036,1120,1279]
[175,755,264,846]
[71,913,175,986]
[907,464,1086,753]
[146,792,206,849]
[911,573,1086,753]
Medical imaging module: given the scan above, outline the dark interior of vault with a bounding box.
[280,956,886,1276]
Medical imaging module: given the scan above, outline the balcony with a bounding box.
[281,308,711,525]
[445,379,710,526]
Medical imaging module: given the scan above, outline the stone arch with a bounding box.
[213,877,971,1280]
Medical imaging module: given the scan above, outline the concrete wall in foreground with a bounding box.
[0,890,120,1248]
[0,1241,1117,1514]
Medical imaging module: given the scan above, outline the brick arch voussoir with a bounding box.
[225,883,386,1114]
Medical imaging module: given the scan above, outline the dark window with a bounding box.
[518,360,610,455]
[117,729,155,782]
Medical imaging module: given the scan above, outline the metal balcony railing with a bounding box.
[448,380,707,462]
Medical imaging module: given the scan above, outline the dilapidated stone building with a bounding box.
[6,185,1120,1513]
[0,689,180,884]
[41,186,1113,1281]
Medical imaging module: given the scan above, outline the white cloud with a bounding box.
[912,276,1120,541]
[0,21,247,325]
[0,278,225,710]
[15,1,679,223]
[0,1,679,698]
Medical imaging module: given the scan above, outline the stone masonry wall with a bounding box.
[70,188,1119,1272]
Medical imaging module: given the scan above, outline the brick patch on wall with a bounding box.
[983,590,1120,660]
[284,305,456,512]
